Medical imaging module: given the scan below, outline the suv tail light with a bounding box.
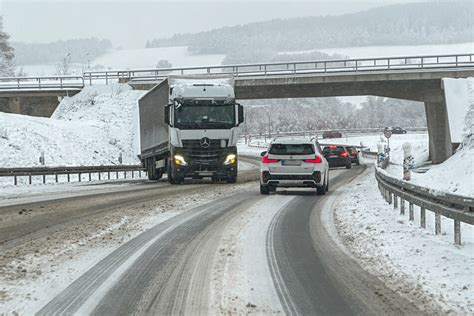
[262,155,280,164]
[304,155,322,163]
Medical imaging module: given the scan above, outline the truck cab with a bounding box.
[139,75,244,184]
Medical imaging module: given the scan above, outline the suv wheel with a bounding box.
[346,161,352,169]
[316,185,326,195]
[260,184,270,195]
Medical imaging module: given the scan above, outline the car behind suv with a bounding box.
[260,138,329,195]
[322,145,352,169]
[344,146,360,165]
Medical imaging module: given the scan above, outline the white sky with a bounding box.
[1,0,434,48]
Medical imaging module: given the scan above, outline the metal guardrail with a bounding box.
[0,165,145,185]
[375,167,473,245]
[0,75,85,91]
[83,53,474,84]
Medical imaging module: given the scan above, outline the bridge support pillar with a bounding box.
[424,100,452,164]
[8,97,21,114]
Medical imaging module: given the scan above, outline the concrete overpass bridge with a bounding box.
[1,53,473,163]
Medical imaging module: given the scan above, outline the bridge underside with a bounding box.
[233,69,474,164]
[0,90,81,117]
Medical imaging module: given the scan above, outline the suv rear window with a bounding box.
[269,143,315,155]
[323,146,345,155]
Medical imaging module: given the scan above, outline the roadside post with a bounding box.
[403,142,414,181]
[383,128,392,168]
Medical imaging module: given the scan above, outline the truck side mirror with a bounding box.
[164,104,171,125]
[237,104,244,126]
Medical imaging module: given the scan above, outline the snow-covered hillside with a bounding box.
[0,84,145,168]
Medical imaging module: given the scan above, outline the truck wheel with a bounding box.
[226,177,237,184]
[260,184,270,195]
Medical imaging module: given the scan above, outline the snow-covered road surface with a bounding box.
[1,164,426,315]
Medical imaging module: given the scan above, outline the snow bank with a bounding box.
[334,169,474,314]
[0,84,145,169]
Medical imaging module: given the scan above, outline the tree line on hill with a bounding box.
[146,2,473,55]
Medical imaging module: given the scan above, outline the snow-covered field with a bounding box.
[333,169,474,314]
[303,42,474,59]
[20,46,226,76]
[0,84,144,172]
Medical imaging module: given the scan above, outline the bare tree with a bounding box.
[56,53,72,75]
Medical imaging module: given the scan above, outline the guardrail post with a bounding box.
[67,173,70,182]
[420,207,426,228]
[14,175,17,185]
[400,198,405,215]
[108,171,110,180]
[409,203,414,221]
[29,174,32,185]
[124,171,127,179]
[78,173,81,182]
[43,174,46,184]
[98,172,101,181]
[388,192,392,204]
[132,170,135,178]
[454,219,461,245]
[139,170,142,177]
[105,73,108,85]
[89,173,91,181]
[116,171,119,179]
[393,194,398,209]
[435,213,441,235]
[55,173,58,183]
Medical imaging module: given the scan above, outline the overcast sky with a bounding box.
[2,0,433,48]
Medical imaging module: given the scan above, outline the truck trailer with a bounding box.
[138,75,244,184]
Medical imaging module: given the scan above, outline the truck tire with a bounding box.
[226,177,237,183]
[260,184,270,195]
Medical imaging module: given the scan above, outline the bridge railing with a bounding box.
[83,53,474,84]
[0,75,85,91]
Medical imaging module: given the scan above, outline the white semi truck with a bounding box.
[138,75,244,184]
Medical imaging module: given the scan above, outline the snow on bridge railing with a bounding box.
[375,167,473,246]
[83,53,474,84]
[0,75,85,91]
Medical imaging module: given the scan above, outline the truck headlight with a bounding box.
[174,155,187,166]
[224,154,236,165]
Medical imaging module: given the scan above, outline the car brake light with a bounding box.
[304,155,322,163]
[329,145,337,149]
[340,152,349,157]
[351,152,357,155]
[262,155,280,163]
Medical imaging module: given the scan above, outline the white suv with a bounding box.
[259,138,329,195]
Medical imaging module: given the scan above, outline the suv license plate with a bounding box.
[282,160,301,166]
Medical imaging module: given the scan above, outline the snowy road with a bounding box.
[16,164,421,315]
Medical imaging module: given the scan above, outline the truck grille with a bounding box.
[182,139,226,149]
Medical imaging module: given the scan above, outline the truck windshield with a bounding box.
[174,103,235,129]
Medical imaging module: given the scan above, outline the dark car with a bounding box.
[322,145,352,169]
[389,126,407,134]
[322,130,342,139]
[344,146,360,165]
